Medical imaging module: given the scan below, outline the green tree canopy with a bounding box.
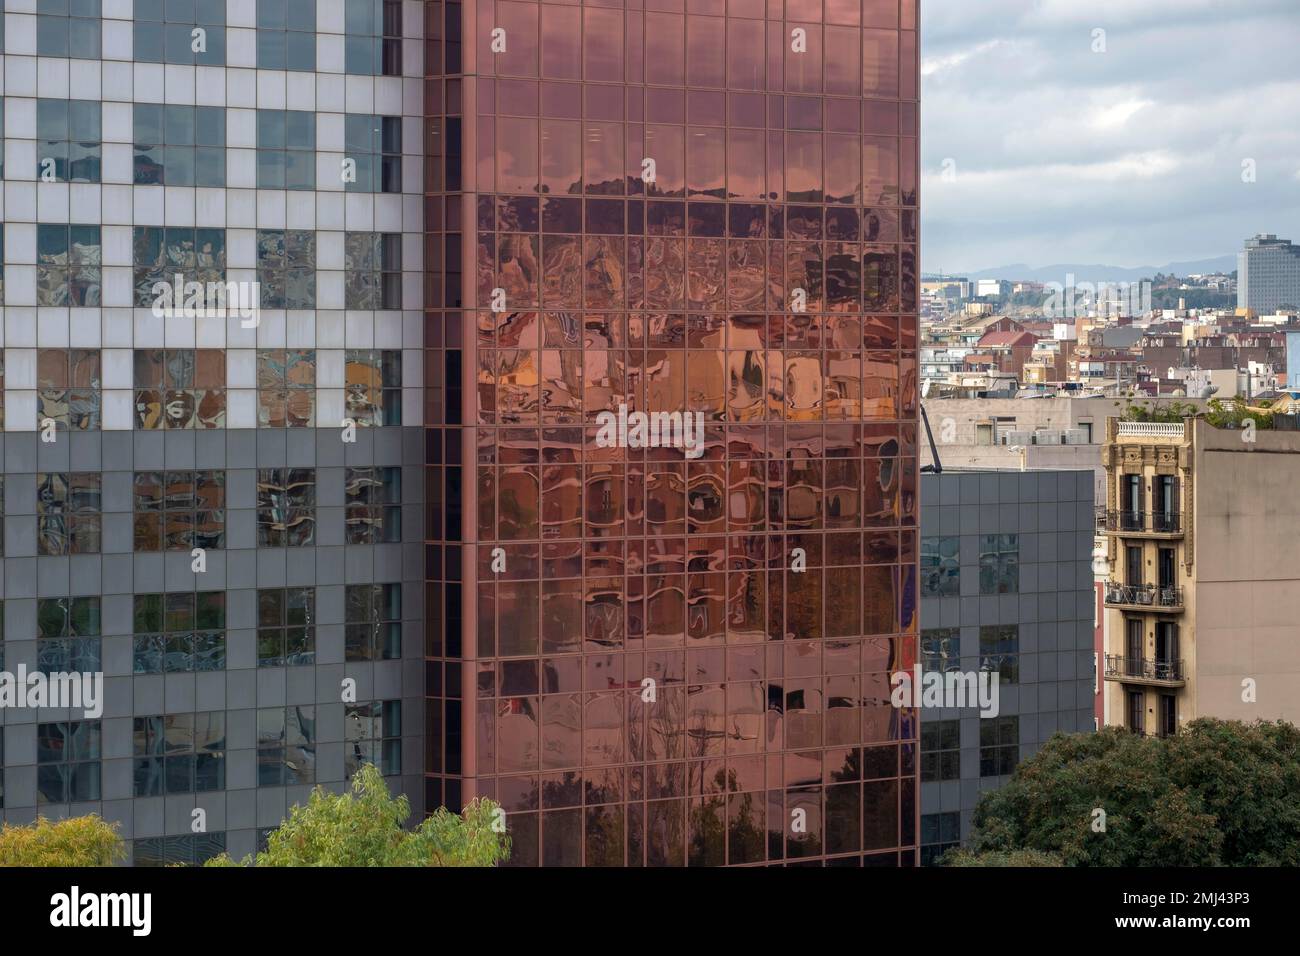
[0,815,126,866]
[1120,400,1199,423]
[206,763,510,867]
[1204,396,1273,430]
[954,720,1300,866]
[943,848,1064,867]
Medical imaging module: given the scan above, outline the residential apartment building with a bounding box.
[424,1,923,865]
[0,0,428,864]
[918,469,1096,863]
[1100,416,1300,734]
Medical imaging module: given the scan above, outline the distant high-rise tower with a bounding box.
[1238,234,1300,313]
[424,0,922,865]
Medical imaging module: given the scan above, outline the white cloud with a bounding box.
[1088,97,1152,132]
[921,0,1300,272]
[921,40,1005,77]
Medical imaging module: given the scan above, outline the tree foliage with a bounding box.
[942,848,1063,867]
[1205,396,1272,430]
[956,720,1300,866]
[206,764,510,867]
[1121,400,1199,423]
[1149,288,1235,311]
[0,815,126,867]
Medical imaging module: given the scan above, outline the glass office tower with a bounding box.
[424,0,920,865]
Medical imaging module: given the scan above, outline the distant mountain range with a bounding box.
[929,255,1238,284]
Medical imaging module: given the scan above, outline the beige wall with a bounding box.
[921,397,1109,503]
[1193,420,1300,724]
[922,397,1112,445]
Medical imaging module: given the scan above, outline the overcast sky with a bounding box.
[920,0,1300,275]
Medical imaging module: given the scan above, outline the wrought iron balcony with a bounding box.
[1102,510,1183,535]
[1103,582,1184,610]
[1104,654,1185,685]
[1103,509,1145,532]
[1151,511,1181,533]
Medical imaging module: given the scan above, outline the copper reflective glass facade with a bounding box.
[424,0,920,866]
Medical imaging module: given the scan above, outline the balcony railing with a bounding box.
[1104,510,1145,532]
[1103,510,1182,534]
[1103,582,1184,609]
[1151,511,1181,533]
[1116,421,1186,438]
[1104,655,1185,683]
